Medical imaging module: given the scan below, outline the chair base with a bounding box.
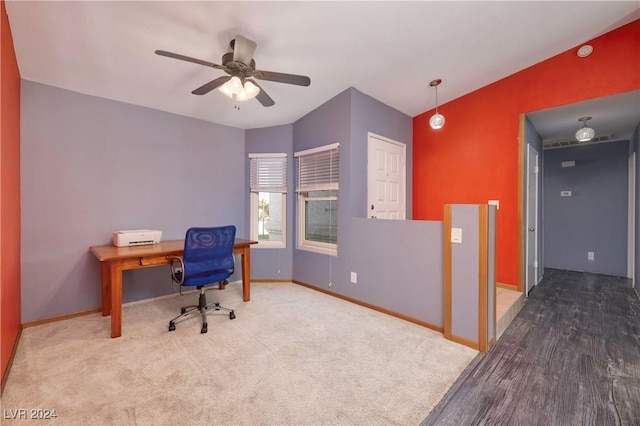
[168,287,235,334]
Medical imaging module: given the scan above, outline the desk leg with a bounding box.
[242,247,251,302]
[101,262,111,316]
[110,261,123,338]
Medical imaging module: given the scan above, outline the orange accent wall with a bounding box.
[1,0,22,385]
[413,19,640,287]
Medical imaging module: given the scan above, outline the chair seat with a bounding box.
[182,269,232,287]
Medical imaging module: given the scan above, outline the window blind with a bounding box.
[249,153,287,193]
[295,143,339,192]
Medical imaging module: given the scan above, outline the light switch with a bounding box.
[451,228,462,244]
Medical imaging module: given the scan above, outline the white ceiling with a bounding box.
[6,1,640,130]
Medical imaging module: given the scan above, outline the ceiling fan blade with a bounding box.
[253,70,311,86]
[191,76,231,95]
[232,35,257,66]
[155,50,224,70]
[247,79,275,107]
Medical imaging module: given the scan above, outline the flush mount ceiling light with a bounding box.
[575,116,595,142]
[577,44,593,58]
[429,79,445,130]
[218,75,260,101]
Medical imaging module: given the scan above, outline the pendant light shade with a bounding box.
[575,116,595,142]
[429,79,445,129]
[429,113,445,129]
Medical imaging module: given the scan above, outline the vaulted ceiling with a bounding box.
[6,1,639,131]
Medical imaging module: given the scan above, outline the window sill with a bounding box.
[297,244,337,256]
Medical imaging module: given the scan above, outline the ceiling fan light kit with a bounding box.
[429,79,445,130]
[219,76,260,101]
[575,116,595,142]
[155,34,310,107]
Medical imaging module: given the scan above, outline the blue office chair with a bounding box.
[168,226,236,333]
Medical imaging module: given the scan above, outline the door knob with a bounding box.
[370,204,375,210]
[528,227,535,232]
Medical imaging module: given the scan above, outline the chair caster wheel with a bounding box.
[168,322,176,331]
[230,311,236,320]
[181,307,187,314]
[201,323,208,334]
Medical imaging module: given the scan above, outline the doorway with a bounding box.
[521,91,640,290]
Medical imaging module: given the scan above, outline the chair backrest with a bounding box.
[183,226,236,275]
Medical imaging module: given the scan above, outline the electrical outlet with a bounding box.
[350,272,357,284]
[588,252,594,261]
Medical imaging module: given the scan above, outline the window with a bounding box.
[295,143,339,255]
[249,153,287,248]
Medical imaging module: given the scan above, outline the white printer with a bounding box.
[112,229,162,247]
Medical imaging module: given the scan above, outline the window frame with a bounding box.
[297,191,338,255]
[249,153,287,249]
[294,143,339,256]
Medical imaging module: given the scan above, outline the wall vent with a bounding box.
[543,134,615,150]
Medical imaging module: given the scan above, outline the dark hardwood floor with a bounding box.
[422,268,640,426]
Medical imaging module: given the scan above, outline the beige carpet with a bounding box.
[2,282,477,425]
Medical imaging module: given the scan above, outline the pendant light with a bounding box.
[429,79,445,129]
[575,116,595,142]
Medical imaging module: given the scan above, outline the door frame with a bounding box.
[517,115,526,292]
[525,144,540,295]
[628,152,636,286]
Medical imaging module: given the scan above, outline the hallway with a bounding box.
[423,268,640,425]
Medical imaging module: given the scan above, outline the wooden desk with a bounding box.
[90,239,257,338]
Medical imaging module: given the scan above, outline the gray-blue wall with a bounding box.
[291,89,351,292]
[21,83,449,328]
[543,140,629,276]
[448,204,497,348]
[245,124,294,280]
[291,88,445,327]
[21,81,246,322]
[450,205,480,343]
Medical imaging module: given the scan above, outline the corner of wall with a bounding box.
[1,0,23,386]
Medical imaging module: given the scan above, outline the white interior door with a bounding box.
[526,145,539,295]
[367,133,406,220]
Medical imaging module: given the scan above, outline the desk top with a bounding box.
[90,238,257,262]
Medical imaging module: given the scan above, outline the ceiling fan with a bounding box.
[155,35,311,107]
